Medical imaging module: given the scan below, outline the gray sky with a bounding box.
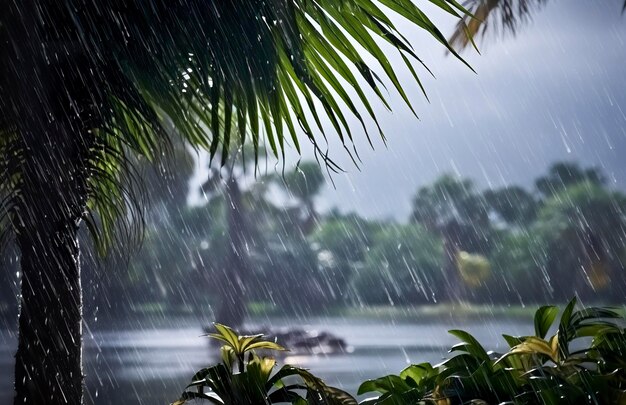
[296,0,626,221]
[191,0,626,221]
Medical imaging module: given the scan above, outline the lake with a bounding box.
[0,315,531,404]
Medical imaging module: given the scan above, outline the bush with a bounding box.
[172,324,356,404]
[359,298,626,404]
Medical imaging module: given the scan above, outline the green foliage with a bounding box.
[354,224,443,305]
[359,298,626,404]
[174,302,626,405]
[282,163,326,204]
[484,186,538,227]
[456,251,491,288]
[534,181,626,298]
[82,160,626,322]
[312,214,373,264]
[535,162,604,197]
[174,324,357,405]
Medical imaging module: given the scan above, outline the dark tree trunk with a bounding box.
[216,175,250,327]
[4,5,93,399]
[441,221,463,302]
[11,106,90,405]
[14,218,84,404]
[300,201,319,235]
[11,112,91,404]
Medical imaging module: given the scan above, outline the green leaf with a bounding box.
[399,363,436,388]
[357,375,410,395]
[245,341,287,352]
[448,329,490,363]
[213,323,242,352]
[496,336,558,365]
[558,298,578,357]
[534,305,559,339]
[502,334,525,348]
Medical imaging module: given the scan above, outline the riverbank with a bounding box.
[249,300,626,321]
[2,300,624,331]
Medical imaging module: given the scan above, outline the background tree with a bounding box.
[483,186,538,228]
[279,162,326,235]
[410,175,491,300]
[535,181,626,301]
[312,212,375,305]
[354,224,443,305]
[198,144,273,327]
[534,162,605,198]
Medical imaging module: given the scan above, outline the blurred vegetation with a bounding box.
[2,160,625,326]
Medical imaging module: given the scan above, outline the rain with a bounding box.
[1,0,626,404]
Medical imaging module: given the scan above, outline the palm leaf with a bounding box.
[448,0,548,51]
[0,0,470,254]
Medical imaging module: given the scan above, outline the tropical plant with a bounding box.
[358,298,626,404]
[0,1,471,402]
[173,324,357,405]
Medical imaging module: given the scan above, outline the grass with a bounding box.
[332,302,539,321]
[245,301,541,320]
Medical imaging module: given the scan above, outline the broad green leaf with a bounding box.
[558,298,578,357]
[534,305,559,339]
[448,329,490,363]
[357,375,410,395]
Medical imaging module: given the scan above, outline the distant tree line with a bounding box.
[1,160,624,327]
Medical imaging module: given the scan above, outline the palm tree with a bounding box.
[0,1,469,403]
[199,143,266,327]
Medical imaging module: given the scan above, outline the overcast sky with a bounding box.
[191,1,626,221]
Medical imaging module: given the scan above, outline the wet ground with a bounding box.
[0,316,530,404]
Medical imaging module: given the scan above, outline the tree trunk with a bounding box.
[7,25,90,404]
[14,218,83,405]
[11,115,90,404]
[4,3,99,403]
[216,175,250,327]
[441,221,463,302]
[11,107,90,405]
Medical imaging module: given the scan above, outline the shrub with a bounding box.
[359,298,626,404]
[172,324,357,404]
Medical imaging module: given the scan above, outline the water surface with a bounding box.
[0,316,530,404]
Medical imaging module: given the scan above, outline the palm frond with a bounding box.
[0,0,470,254]
[449,0,547,51]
